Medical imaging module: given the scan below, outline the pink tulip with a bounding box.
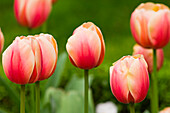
[2,34,58,84]
[130,2,170,49]
[0,28,4,53]
[66,22,105,69]
[110,55,149,103]
[160,107,170,113]
[133,44,164,73]
[14,0,52,28]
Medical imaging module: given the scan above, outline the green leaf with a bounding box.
[45,52,67,89]
[0,108,8,113]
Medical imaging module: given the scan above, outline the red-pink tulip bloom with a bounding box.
[14,0,52,28]
[160,107,170,113]
[0,28,4,53]
[133,44,164,73]
[2,34,58,84]
[66,22,105,69]
[110,55,149,103]
[130,2,170,49]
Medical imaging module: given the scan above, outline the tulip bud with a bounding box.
[130,2,170,49]
[2,33,58,84]
[110,55,149,103]
[133,44,164,73]
[160,107,170,113]
[66,22,105,69]
[14,0,52,28]
[0,28,4,53]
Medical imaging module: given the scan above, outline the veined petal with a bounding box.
[148,10,170,48]
[36,36,56,80]
[3,38,35,84]
[128,58,149,103]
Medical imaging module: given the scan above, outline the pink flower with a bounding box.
[160,107,170,113]
[2,34,58,84]
[130,2,170,49]
[66,22,105,69]
[110,55,149,103]
[14,0,52,28]
[0,28,4,53]
[133,44,164,73]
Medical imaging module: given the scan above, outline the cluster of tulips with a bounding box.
[0,0,169,113]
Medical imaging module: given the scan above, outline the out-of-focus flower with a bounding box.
[2,33,58,84]
[0,28,4,53]
[160,107,170,113]
[130,2,170,49]
[14,0,52,28]
[96,101,118,113]
[66,22,105,69]
[110,55,149,103]
[52,0,57,4]
[133,44,164,73]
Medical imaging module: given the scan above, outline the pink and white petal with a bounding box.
[26,0,52,28]
[148,10,170,48]
[128,58,149,103]
[36,37,56,80]
[110,61,129,103]
[2,44,14,83]
[28,38,41,83]
[14,0,28,26]
[66,29,101,69]
[0,29,4,53]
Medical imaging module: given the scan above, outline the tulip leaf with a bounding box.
[46,52,67,89]
[43,75,94,113]
[0,108,8,113]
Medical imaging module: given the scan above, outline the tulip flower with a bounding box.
[0,28,4,53]
[110,55,149,112]
[2,33,58,113]
[130,2,170,49]
[133,44,164,73]
[66,22,105,69]
[14,0,52,28]
[160,107,170,113]
[66,22,105,113]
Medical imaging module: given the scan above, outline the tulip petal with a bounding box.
[110,61,130,103]
[3,38,35,84]
[148,10,170,48]
[66,29,101,69]
[26,0,52,28]
[36,36,57,81]
[128,58,149,103]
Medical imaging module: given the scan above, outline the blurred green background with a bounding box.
[0,0,170,113]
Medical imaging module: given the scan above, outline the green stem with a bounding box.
[84,70,89,113]
[20,85,25,113]
[129,103,135,113]
[31,85,35,113]
[35,81,40,113]
[42,22,47,33]
[151,49,158,113]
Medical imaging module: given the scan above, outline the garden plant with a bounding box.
[0,0,169,113]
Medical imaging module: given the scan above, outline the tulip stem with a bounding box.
[42,22,47,33]
[84,69,89,113]
[35,81,40,113]
[151,49,158,113]
[20,85,25,113]
[129,103,135,113]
